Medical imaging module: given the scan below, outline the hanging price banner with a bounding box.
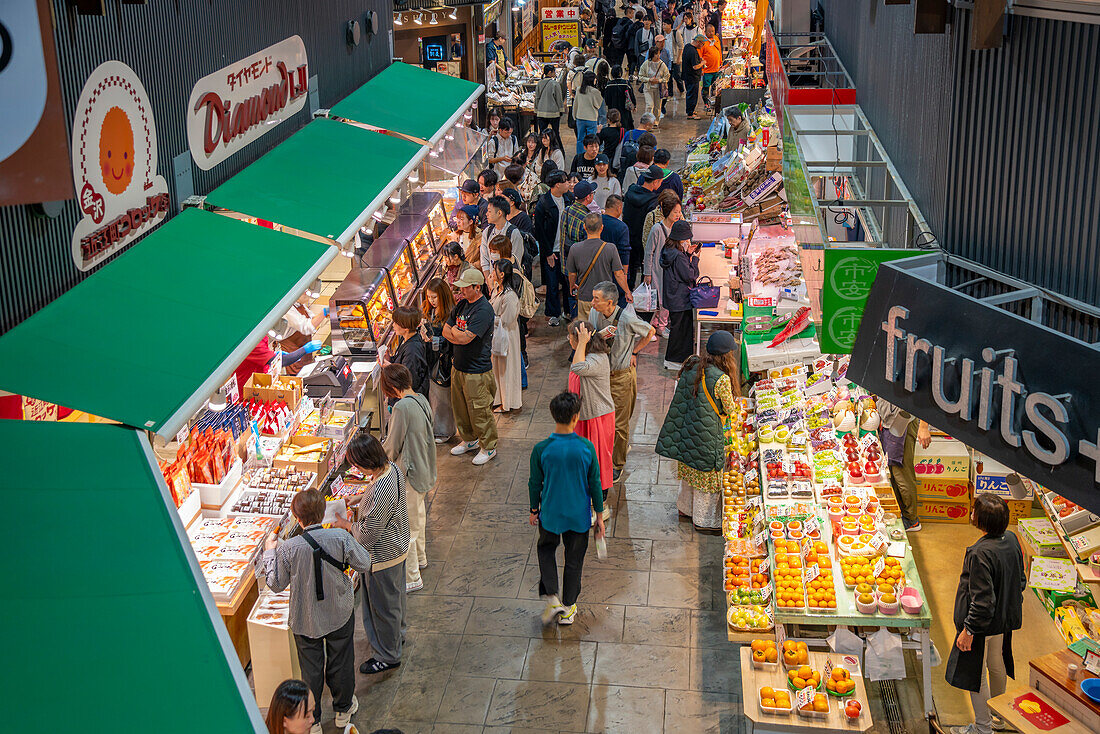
[823,659,834,682]
[760,584,772,603]
[224,373,240,404]
[804,563,820,584]
[795,686,814,711]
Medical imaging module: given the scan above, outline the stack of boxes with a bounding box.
[914,437,972,523]
[1018,516,1096,618]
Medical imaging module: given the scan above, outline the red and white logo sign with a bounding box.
[70,60,169,271]
[187,36,309,171]
[543,6,579,20]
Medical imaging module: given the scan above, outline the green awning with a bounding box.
[205,117,426,245]
[0,209,334,438]
[0,421,265,732]
[330,62,483,144]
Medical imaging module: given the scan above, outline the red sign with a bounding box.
[1010,693,1069,730]
[542,6,579,20]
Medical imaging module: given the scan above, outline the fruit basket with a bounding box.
[824,667,857,697]
[727,604,774,632]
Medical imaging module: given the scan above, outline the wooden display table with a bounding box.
[989,683,1095,734]
[1029,650,1100,723]
[739,647,873,733]
[217,570,259,668]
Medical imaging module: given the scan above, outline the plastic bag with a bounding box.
[827,627,864,665]
[632,282,658,312]
[491,317,510,357]
[864,628,905,681]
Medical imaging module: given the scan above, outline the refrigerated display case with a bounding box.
[362,217,421,303]
[400,192,450,273]
[330,268,396,359]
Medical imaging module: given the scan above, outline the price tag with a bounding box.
[330,475,346,497]
[747,495,763,511]
[800,536,812,558]
[176,423,190,446]
[871,532,889,552]
[319,394,335,424]
[753,530,768,550]
[804,563,820,584]
[795,686,814,711]
[223,373,240,404]
[823,659,834,682]
[804,515,820,536]
[760,584,772,603]
[1083,649,1100,675]
[858,433,878,453]
[268,349,282,378]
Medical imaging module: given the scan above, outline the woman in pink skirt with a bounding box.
[567,321,616,518]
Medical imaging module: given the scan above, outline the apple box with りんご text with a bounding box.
[917,499,971,524]
[916,478,970,501]
[913,437,970,479]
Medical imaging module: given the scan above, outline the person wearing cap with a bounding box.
[459,178,488,229]
[452,204,483,275]
[682,35,706,119]
[622,164,666,287]
[443,268,499,466]
[566,211,632,322]
[588,281,656,481]
[659,219,700,368]
[534,169,575,326]
[591,153,622,209]
[655,329,742,530]
[653,148,684,200]
[480,195,526,273]
[570,134,602,180]
[638,47,670,125]
[561,181,598,261]
[724,106,752,151]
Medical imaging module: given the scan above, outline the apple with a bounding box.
[845,700,862,719]
[864,460,879,475]
[846,448,860,462]
[865,445,880,460]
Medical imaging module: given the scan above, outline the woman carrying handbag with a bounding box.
[658,219,700,370]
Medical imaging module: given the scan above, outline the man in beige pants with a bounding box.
[443,269,499,466]
[587,281,655,483]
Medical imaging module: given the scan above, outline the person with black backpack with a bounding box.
[625,12,651,80]
[602,65,637,132]
[263,489,373,730]
[606,14,633,69]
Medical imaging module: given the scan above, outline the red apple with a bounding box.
[846,448,860,462]
[864,460,879,475]
[845,701,862,719]
[865,445,880,460]
[847,461,862,473]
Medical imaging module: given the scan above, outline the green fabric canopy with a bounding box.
[0,421,265,732]
[205,117,425,245]
[0,209,334,438]
[331,62,483,143]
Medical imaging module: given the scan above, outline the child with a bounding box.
[528,392,606,625]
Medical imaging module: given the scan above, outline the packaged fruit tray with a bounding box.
[727,604,774,632]
[757,685,792,715]
[748,638,780,667]
[797,693,831,718]
[786,664,823,691]
[824,666,857,696]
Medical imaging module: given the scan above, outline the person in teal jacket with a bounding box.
[529,391,606,626]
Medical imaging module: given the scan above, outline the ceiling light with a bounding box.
[371,210,385,222]
[414,12,423,24]
[208,390,228,412]
[429,12,438,25]
[512,4,520,11]
[448,8,457,19]
[389,193,401,204]
[409,170,420,183]
[394,13,403,26]
[463,109,473,121]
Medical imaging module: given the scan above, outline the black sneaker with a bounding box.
[613,469,623,482]
[360,657,400,674]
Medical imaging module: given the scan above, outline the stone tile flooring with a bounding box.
[322,102,750,733]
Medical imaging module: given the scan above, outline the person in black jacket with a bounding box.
[602,66,637,132]
[946,494,1026,734]
[533,170,575,325]
[660,219,699,369]
[621,165,665,288]
[387,306,429,404]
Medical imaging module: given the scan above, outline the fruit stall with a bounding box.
[739,644,873,732]
[722,358,937,717]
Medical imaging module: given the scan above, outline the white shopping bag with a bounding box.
[864,628,906,681]
[632,282,658,312]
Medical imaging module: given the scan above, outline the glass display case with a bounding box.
[400,192,449,272]
[361,216,421,302]
[330,268,396,358]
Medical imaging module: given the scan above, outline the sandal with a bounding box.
[360,657,400,675]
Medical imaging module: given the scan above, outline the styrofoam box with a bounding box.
[193,458,243,509]
[177,487,202,529]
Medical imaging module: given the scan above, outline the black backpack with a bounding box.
[610,18,632,51]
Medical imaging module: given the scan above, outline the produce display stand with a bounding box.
[988,683,1094,734]
[694,240,744,356]
[1038,496,1100,595]
[739,647,873,733]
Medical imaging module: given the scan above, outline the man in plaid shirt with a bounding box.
[557,181,597,321]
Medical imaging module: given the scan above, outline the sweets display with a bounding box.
[245,398,295,437]
[242,466,315,493]
[231,489,295,517]
[189,516,276,600]
[249,590,291,629]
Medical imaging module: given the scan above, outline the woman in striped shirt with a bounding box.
[335,433,410,675]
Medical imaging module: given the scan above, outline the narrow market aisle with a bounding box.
[339,325,746,734]
[910,523,1065,726]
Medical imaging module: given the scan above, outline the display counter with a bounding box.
[989,683,1095,734]
[331,267,396,359]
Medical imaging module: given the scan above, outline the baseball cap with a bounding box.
[460,179,480,194]
[574,181,597,199]
[594,153,610,165]
[456,204,480,220]
[502,188,523,210]
[641,164,667,183]
[453,268,486,288]
[706,330,737,356]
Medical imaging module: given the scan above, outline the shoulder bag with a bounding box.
[577,241,608,291]
[688,275,721,308]
[300,529,350,601]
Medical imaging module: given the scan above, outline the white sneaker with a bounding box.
[334,695,358,727]
[664,360,682,370]
[540,594,567,624]
[472,448,496,466]
[548,316,561,327]
[659,327,670,338]
[450,440,479,456]
[602,507,612,521]
[558,604,578,625]
[406,579,424,593]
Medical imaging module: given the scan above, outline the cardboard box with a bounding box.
[1018,517,1066,557]
[917,499,971,523]
[272,436,333,482]
[914,437,970,480]
[917,477,971,501]
[1006,499,1034,525]
[243,373,303,411]
[1034,585,1096,620]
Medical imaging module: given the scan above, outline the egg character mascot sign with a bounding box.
[70,60,170,271]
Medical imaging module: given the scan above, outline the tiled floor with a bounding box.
[322,106,746,733]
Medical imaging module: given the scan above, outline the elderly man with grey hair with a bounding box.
[588,280,656,482]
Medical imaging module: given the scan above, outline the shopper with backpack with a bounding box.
[606,15,633,69]
[602,65,637,132]
[480,196,526,274]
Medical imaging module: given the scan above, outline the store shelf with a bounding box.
[1039,502,1100,593]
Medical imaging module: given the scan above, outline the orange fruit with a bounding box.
[760,686,775,698]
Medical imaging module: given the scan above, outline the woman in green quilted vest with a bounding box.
[655,330,741,530]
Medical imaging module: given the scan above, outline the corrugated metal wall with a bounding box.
[821,0,955,241]
[0,0,394,335]
[822,1,1100,314]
